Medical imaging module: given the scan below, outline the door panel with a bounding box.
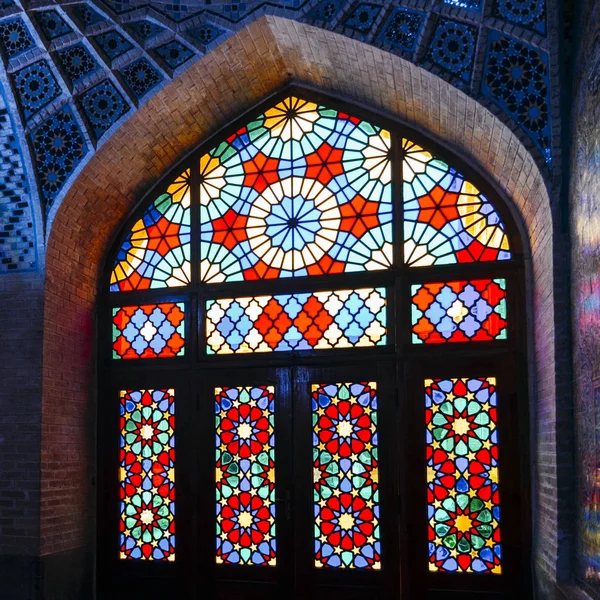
[199,368,293,600]
[292,363,400,600]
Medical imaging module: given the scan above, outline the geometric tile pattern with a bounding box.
[426,18,477,84]
[155,40,194,69]
[482,31,552,164]
[0,19,35,60]
[29,105,88,209]
[411,279,508,343]
[78,79,129,142]
[128,19,165,42]
[119,57,163,99]
[343,3,383,37]
[119,388,176,561]
[377,7,424,53]
[215,385,277,566]
[206,288,387,354]
[492,0,546,35]
[71,4,106,28]
[312,381,381,569]
[0,93,37,272]
[33,10,73,41]
[57,43,99,85]
[12,60,61,120]
[112,302,185,359]
[426,377,502,574]
[402,139,511,266]
[93,30,134,61]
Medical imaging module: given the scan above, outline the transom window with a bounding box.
[98,89,530,599]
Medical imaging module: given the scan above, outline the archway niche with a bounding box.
[42,14,559,596]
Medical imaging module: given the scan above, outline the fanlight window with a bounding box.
[101,92,528,598]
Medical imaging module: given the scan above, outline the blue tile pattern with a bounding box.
[493,0,546,35]
[78,80,129,141]
[482,31,551,163]
[443,0,482,9]
[72,4,106,28]
[184,23,225,48]
[155,40,194,68]
[343,3,383,35]
[30,106,87,208]
[0,91,37,272]
[128,20,165,41]
[426,18,477,84]
[93,30,134,60]
[33,10,73,41]
[377,7,424,53]
[120,57,163,98]
[306,0,345,22]
[12,60,61,120]
[0,19,35,60]
[57,43,99,85]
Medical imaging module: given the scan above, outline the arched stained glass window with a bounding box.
[99,90,531,599]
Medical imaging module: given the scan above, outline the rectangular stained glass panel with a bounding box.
[426,378,502,574]
[411,279,507,343]
[215,386,276,566]
[120,389,175,561]
[206,288,387,354]
[312,382,381,569]
[112,303,185,358]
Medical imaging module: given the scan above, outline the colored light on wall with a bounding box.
[120,389,175,561]
[426,378,502,573]
[411,279,507,343]
[199,96,393,283]
[112,303,185,358]
[312,382,381,569]
[111,170,191,291]
[403,139,511,267]
[215,386,276,566]
[206,288,387,354]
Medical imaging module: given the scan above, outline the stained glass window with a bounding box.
[403,139,511,267]
[411,279,507,343]
[110,170,191,291]
[206,288,387,354]
[199,96,393,283]
[215,386,276,566]
[426,378,502,574]
[313,382,381,569]
[120,389,175,561]
[112,303,185,359]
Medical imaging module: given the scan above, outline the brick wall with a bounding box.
[40,15,565,595]
[0,272,43,555]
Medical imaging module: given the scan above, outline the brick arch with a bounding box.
[42,15,561,590]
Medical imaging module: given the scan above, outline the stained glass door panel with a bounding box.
[292,364,399,600]
[199,368,294,600]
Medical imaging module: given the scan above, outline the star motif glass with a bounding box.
[112,303,185,359]
[403,139,511,266]
[411,279,507,343]
[110,170,191,291]
[426,378,502,574]
[313,382,381,570]
[120,389,175,561]
[216,386,276,566]
[206,288,387,354]
[199,96,393,283]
